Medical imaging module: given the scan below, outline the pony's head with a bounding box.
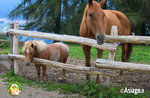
[84,0,106,45]
[22,41,47,66]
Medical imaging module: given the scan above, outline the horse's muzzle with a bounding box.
[24,62,31,66]
[96,33,105,45]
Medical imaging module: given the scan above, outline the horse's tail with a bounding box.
[126,32,133,62]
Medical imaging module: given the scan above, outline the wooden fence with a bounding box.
[1,23,150,86]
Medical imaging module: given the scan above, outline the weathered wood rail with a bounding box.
[105,35,150,44]
[0,54,115,77]
[96,59,150,73]
[8,29,118,52]
[8,29,150,44]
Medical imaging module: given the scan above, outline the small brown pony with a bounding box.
[22,41,69,81]
[80,0,132,83]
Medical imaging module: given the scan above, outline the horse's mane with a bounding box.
[22,41,47,53]
[82,4,89,23]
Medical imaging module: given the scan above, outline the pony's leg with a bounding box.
[96,49,103,84]
[42,65,46,81]
[61,69,66,78]
[60,58,68,78]
[35,64,41,81]
[118,43,128,82]
[82,45,91,81]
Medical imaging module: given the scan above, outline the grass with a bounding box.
[1,70,150,97]
[1,41,150,64]
[69,43,150,64]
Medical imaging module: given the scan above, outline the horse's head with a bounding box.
[24,43,37,66]
[85,0,106,45]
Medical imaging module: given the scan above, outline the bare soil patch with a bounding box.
[0,58,150,93]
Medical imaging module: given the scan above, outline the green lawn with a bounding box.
[69,43,150,64]
[1,41,150,64]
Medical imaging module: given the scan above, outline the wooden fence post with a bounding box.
[108,25,118,61]
[102,25,118,86]
[10,23,19,74]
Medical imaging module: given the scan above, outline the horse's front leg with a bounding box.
[118,43,128,82]
[82,45,91,81]
[42,65,46,81]
[35,64,41,81]
[96,49,103,84]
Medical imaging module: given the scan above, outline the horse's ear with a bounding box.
[99,0,106,7]
[88,0,93,5]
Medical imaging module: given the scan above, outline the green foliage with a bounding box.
[0,42,23,54]
[109,0,150,35]
[9,0,150,36]
[0,41,10,49]
[0,37,8,40]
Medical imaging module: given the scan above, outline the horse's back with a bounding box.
[47,43,69,62]
[103,10,131,35]
[52,43,69,53]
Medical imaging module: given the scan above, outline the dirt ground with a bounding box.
[21,58,150,90]
[0,58,150,97]
[0,60,85,98]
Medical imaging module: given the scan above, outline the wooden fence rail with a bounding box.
[8,29,150,44]
[8,29,118,52]
[96,59,150,73]
[105,35,150,44]
[0,54,114,77]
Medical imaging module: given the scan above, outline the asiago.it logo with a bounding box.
[7,81,22,96]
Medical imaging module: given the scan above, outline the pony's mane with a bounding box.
[22,41,47,53]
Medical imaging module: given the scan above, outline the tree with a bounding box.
[9,0,86,36]
[9,0,62,34]
[9,0,150,36]
[108,0,150,35]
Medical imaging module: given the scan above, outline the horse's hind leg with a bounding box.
[42,65,46,81]
[61,69,66,78]
[82,45,91,81]
[96,49,103,84]
[118,43,128,82]
[35,64,41,81]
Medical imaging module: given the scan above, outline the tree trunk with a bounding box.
[103,0,107,9]
[54,0,62,43]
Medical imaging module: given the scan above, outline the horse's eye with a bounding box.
[89,13,93,17]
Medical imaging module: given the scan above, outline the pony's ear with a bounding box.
[31,43,34,48]
[99,0,106,7]
[88,0,93,5]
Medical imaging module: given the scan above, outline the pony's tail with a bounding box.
[126,31,133,62]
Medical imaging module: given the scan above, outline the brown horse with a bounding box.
[22,41,69,81]
[80,0,132,83]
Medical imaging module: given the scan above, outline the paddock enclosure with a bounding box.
[0,23,150,87]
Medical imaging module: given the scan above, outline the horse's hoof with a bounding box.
[61,75,67,79]
[58,77,66,82]
[117,79,123,83]
[43,80,46,82]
